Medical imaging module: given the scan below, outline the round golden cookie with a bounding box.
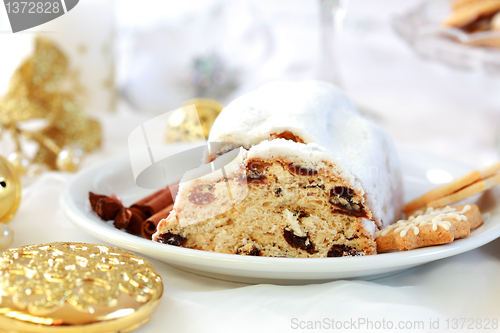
[0,242,163,333]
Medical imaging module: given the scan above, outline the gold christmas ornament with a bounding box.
[0,242,163,332]
[0,156,20,251]
[165,98,223,143]
[56,146,83,172]
[0,156,21,225]
[7,151,30,176]
[0,37,101,172]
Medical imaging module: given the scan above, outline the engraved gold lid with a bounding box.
[0,242,163,333]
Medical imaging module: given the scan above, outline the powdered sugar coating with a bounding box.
[208,81,403,228]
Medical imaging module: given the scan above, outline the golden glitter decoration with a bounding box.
[0,156,21,224]
[0,37,101,171]
[0,242,163,332]
[165,98,223,143]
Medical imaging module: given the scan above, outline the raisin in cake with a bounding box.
[153,81,403,257]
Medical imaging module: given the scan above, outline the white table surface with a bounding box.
[2,0,500,332]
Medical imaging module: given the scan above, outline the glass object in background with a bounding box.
[116,0,348,114]
[393,0,500,74]
[394,0,500,162]
[318,0,348,87]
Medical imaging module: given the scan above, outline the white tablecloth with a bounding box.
[3,0,500,332]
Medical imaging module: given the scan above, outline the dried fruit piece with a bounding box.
[283,229,316,254]
[246,161,269,184]
[236,244,261,256]
[329,186,365,216]
[271,131,305,143]
[157,232,187,246]
[327,244,359,257]
[188,192,216,205]
[288,165,318,176]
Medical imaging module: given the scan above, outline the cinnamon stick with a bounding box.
[141,203,174,240]
[89,183,179,238]
[131,186,177,217]
[131,190,166,212]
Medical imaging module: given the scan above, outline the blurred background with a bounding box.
[0,0,499,176]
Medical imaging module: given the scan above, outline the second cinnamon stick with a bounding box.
[141,203,174,240]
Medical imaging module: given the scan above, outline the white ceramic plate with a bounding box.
[60,148,500,284]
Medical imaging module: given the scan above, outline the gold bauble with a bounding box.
[0,242,163,332]
[7,151,30,176]
[0,156,21,224]
[56,146,83,172]
[165,98,223,143]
